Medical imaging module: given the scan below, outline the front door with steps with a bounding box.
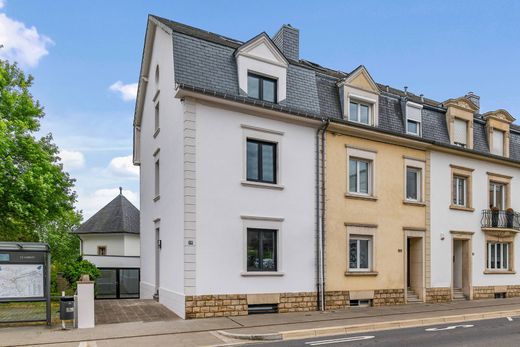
[452,238,471,300]
[406,236,424,303]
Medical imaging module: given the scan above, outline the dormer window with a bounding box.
[454,118,468,148]
[349,101,371,125]
[405,102,422,136]
[492,129,505,156]
[248,73,277,103]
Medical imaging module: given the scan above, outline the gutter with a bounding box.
[316,119,329,311]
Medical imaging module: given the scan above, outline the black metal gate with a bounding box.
[95,268,139,299]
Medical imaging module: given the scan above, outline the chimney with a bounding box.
[273,24,299,61]
[465,92,480,110]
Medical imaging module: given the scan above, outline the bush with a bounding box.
[62,258,100,289]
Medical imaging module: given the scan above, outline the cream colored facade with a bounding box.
[325,129,428,305]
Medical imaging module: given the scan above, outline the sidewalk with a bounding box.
[3,298,520,346]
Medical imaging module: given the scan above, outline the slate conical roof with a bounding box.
[74,192,140,234]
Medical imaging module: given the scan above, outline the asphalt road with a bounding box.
[256,317,520,347]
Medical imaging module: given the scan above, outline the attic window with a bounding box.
[248,73,277,103]
[454,118,468,148]
[349,101,371,125]
[406,102,422,136]
[492,130,505,156]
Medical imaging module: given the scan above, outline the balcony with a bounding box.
[481,209,520,231]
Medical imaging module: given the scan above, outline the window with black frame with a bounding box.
[247,73,277,103]
[246,139,277,184]
[247,228,277,272]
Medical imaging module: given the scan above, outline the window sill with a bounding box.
[484,270,516,275]
[241,180,284,190]
[241,271,284,277]
[344,271,378,277]
[403,200,426,207]
[153,195,160,202]
[449,205,475,212]
[153,128,160,138]
[345,193,377,201]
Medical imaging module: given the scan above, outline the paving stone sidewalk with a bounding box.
[3,297,520,347]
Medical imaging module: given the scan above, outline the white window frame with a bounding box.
[346,147,377,197]
[241,124,284,190]
[406,102,423,136]
[487,242,509,271]
[348,100,372,125]
[349,236,372,272]
[453,175,467,207]
[403,158,425,203]
[405,166,422,202]
[241,215,284,276]
[349,158,372,195]
[490,182,506,210]
[346,225,377,274]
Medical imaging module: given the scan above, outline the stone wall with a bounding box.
[373,289,405,306]
[278,292,317,313]
[324,291,349,310]
[185,294,247,319]
[425,287,451,303]
[473,286,495,300]
[506,285,520,297]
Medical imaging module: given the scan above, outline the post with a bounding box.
[76,275,95,329]
[46,249,51,326]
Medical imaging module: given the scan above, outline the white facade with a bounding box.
[430,150,520,290]
[80,234,140,268]
[137,22,318,318]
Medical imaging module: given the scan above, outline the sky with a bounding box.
[1,0,519,219]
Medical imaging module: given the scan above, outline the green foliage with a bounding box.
[0,59,81,264]
[62,258,100,289]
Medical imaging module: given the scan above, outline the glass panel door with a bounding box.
[96,269,117,299]
[119,269,140,298]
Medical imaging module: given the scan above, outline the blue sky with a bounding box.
[2,0,519,218]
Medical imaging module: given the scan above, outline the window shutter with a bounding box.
[492,130,504,156]
[406,105,422,122]
[454,119,467,146]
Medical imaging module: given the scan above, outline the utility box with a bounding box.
[60,296,75,320]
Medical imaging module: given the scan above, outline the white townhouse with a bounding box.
[133,16,328,318]
[429,97,520,301]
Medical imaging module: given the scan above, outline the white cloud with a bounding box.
[109,81,138,101]
[108,155,139,178]
[59,149,86,170]
[79,188,139,220]
[0,10,54,67]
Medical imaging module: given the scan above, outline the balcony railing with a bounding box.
[481,210,520,231]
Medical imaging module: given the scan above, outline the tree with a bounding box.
[0,58,81,261]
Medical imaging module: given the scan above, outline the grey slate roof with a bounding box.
[151,15,520,163]
[74,194,140,235]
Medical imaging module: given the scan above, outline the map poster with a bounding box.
[0,264,44,299]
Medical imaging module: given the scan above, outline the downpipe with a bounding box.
[316,119,329,311]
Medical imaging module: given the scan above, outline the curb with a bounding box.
[217,309,520,341]
[217,330,282,341]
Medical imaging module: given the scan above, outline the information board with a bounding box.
[0,264,44,299]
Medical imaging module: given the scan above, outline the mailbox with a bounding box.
[60,296,75,320]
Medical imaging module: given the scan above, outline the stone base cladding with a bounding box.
[325,291,349,310]
[185,294,247,319]
[474,285,520,299]
[278,292,318,313]
[425,288,451,303]
[373,289,405,306]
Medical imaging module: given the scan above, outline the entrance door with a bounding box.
[453,239,471,299]
[406,237,424,301]
[155,228,161,299]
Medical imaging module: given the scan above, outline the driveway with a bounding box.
[95,299,179,325]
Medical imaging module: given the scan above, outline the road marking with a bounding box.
[425,324,474,332]
[305,335,375,345]
[507,317,513,321]
[78,342,97,347]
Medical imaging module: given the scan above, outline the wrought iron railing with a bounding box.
[481,210,520,231]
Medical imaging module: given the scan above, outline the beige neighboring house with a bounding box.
[73,189,140,299]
